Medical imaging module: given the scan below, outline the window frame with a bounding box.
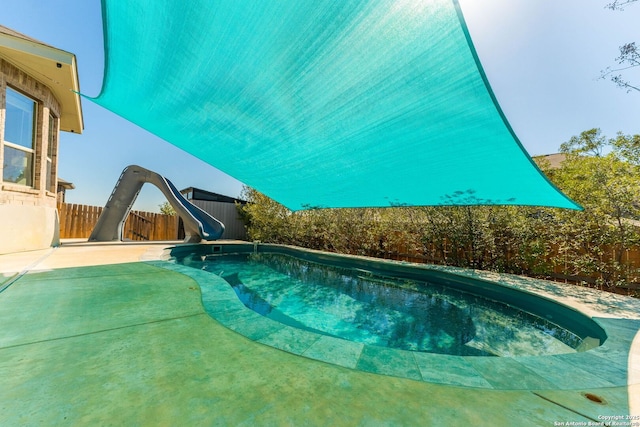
[45,113,58,193]
[3,86,37,187]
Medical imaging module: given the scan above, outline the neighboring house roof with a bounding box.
[0,25,83,134]
[533,153,567,170]
[180,187,246,204]
[57,178,75,190]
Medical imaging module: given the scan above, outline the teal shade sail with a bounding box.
[93,0,579,210]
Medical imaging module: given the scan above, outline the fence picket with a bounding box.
[57,202,179,241]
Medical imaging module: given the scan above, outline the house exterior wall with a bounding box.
[0,58,62,254]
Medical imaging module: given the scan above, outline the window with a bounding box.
[3,87,36,186]
[46,114,58,192]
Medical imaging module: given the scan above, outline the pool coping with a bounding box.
[152,242,640,391]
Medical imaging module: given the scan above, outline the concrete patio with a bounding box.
[1,240,638,426]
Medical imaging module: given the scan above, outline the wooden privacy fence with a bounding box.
[366,237,640,291]
[57,202,179,241]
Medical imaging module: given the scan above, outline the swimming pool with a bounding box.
[170,243,606,358]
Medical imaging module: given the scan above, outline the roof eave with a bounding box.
[0,30,84,134]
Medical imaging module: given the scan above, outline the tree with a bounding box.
[601,0,639,92]
[559,128,607,156]
[554,129,640,287]
[237,186,293,243]
[159,201,176,215]
[611,132,640,164]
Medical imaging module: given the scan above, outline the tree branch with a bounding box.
[606,0,638,10]
[600,41,639,93]
[611,75,640,93]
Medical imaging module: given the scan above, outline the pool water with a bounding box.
[182,252,583,357]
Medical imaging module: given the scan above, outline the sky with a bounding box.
[2,0,639,212]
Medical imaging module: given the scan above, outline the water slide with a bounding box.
[88,165,225,243]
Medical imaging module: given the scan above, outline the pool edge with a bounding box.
[153,242,640,391]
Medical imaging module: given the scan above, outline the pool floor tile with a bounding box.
[200,286,238,303]
[257,326,322,355]
[302,335,364,369]
[596,318,640,336]
[356,346,422,381]
[515,355,618,389]
[413,353,493,388]
[466,357,556,390]
[226,315,287,341]
[209,305,260,326]
[553,352,629,387]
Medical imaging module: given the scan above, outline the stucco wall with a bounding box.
[0,204,59,254]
